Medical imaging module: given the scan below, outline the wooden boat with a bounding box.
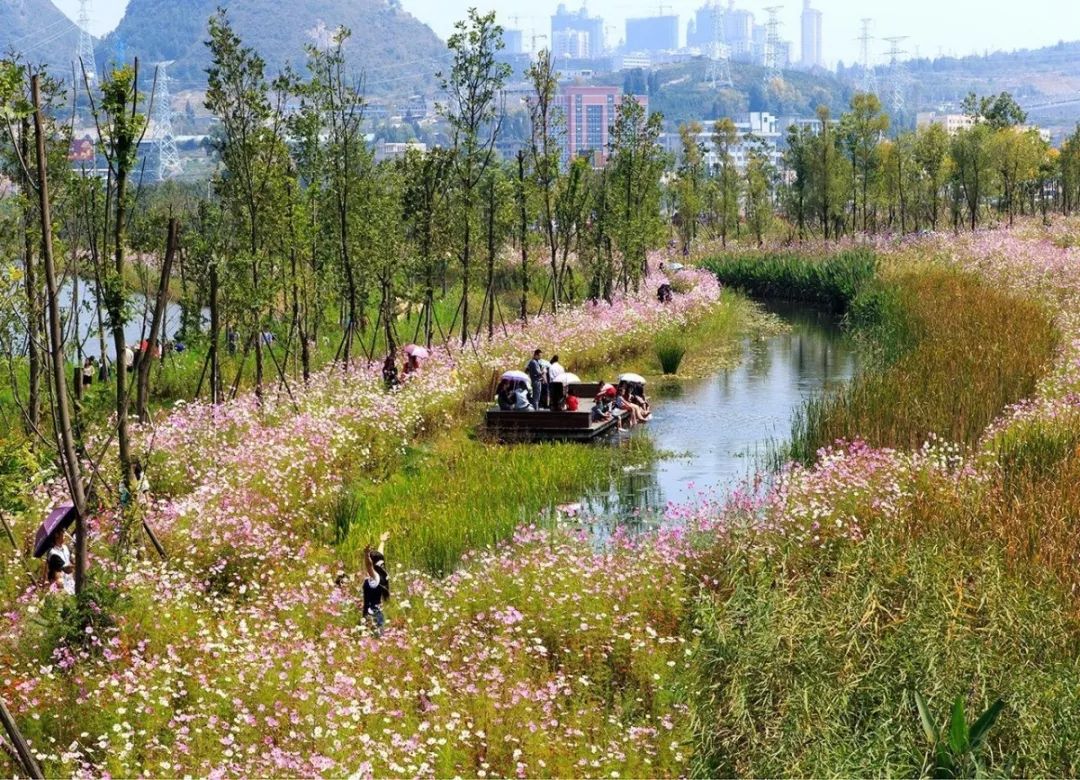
[484,382,627,442]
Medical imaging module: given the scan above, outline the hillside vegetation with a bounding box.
[101,0,447,94]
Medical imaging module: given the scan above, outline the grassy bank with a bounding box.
[789,268,1057,462]
[337,432,656,576]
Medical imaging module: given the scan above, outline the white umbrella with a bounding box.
[556,372,581,384]
[501,370,530,382]
[403,344,430,359]
[619,372,646,385]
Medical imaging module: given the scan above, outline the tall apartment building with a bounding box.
[556,85,649,165]
[551,3,605,57]
[800,0,823,68]
[552,29,591,58]
[625,15,679,52]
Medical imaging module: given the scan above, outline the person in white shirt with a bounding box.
[548,355,565,382]
[123,345,135,373]
[45,528,75,596]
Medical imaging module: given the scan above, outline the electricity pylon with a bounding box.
[76,0,97,84]
[858,18,876,95]
[708,0,733,88]
[153,61,182,180]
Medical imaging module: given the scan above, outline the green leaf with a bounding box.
[968,698,1005,749]
[948,696,968,755]
[915,690,939,743]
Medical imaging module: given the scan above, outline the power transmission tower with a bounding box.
[882,35,908,116]
[858,18,876,95]
[708,0,733,88]
[762,6,783,79]
[153,61,182,181]
[76,0,97,85]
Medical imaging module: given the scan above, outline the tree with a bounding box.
[914,122,951,230]
[296,28,369,366]
[809,106,846,241]
[841,92,889,232]
[989,126,1045,226]
[964,91,1027,131]
[205,9,288,397]
[743,134,774,246]
[439,9,511,344]
[782,122,813,240]
[951,123,994,231]
[713,118,741,247]
[675,121,705,252]
[608,96,665,289]
[525,48,564,314]
[87,61,147,495]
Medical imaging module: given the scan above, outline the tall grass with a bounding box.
[685,528,1080,777]
[336,432,656,576]
[790,269,1057,462]
[655,330,687,374]
[703,250,877,313]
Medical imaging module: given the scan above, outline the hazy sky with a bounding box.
[56,0,1080,69]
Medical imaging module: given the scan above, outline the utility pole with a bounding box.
[76,0,97,85]
[858,18,876,95]
[708,0,733,88]
[153,60,182,180]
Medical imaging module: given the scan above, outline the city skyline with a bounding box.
[56,0,1080,70]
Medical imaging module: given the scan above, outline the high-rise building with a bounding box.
[551,3,605,57]
[503,28,524,55]
[687,5,718,49]
[724,5,755,61]
[552,29,591,59]
[555,85,648,165]
[625,15,679,52]
[800,0,822,68]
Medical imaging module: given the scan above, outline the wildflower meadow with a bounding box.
[9,224,1080,776]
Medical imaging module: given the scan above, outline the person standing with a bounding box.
[363,532,391,635]
[548,355,565,382]
[525,349,544,410]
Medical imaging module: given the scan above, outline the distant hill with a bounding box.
[100,0,447,97]
[593,59,855,127]
[840,40,1080,136]
[0,0,82,74]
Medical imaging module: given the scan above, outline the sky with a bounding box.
[55,0,1080,69]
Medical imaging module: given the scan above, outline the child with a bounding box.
[363,532,391,635]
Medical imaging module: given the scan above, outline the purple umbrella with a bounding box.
[33,504,77,559]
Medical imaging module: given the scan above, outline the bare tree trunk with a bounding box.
[460,210,471,346]
[33,74,88,593]
[209,262,221,404]
[486,176,496,341]
[136,218,178,421]
[20,117,42,437]
[516,151,529,323]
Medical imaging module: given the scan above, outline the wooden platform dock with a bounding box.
[484,382,627,442]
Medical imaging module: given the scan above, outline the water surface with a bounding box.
[572,301,857,530]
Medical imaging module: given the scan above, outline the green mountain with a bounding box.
[101,0,447,96]
[0,0,82,74]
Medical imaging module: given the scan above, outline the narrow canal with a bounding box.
[571,301,858,531]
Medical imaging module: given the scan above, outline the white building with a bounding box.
[664,112,783,173]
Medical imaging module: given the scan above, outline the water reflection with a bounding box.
[567,301,858,532]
